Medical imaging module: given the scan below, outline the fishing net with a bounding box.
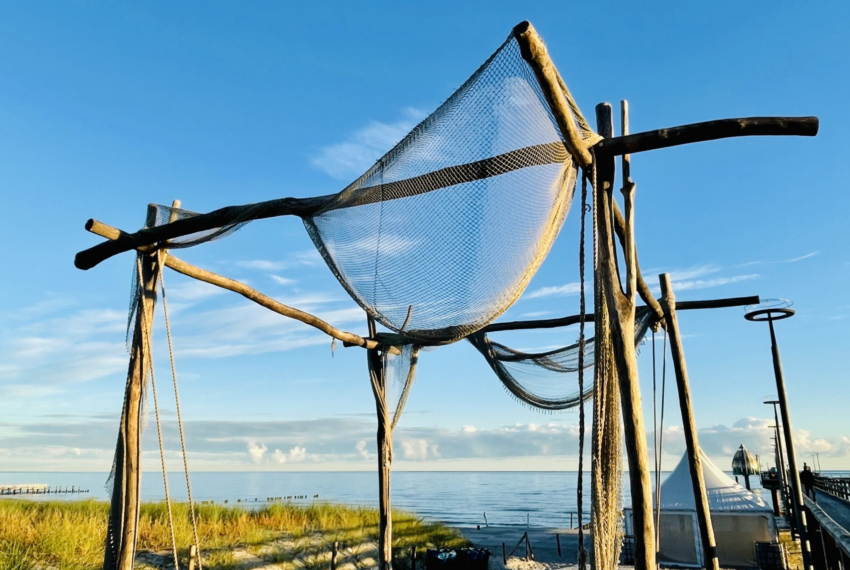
[468,308,653,410]
[303,29,598,345]
[131,26,598,348]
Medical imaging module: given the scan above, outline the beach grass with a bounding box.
[0,499,469,570]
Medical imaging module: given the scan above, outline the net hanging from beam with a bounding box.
[468,307,653,410]
[303,32,597,345]
[132,27,599,347]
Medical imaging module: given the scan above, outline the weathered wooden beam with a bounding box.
[595,101,656,570]
[75,195,333,270]
[104,227,161,570]
[367,317,393,570]
[659,273,719,570]
[481,296,759,333]
[513,21,593,168]
[86,220,398,352]
[74,114,817,272]
[594,116,818,156]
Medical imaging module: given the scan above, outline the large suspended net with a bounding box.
[129,25,599,349]
[468,307,653,410]
[303,30,598,345]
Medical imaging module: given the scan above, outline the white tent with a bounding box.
[625,450,777,568]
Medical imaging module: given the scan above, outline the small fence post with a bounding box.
[410,546,416,570]
[331,541,338,570]
[502,543,507,566]
[188,545,197,570]
[556,533,562,557]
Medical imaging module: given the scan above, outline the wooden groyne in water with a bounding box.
[0,484,89,496]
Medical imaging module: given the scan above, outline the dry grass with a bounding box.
[0,499,468,570]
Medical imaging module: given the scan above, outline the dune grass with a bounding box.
[0,499,468,570]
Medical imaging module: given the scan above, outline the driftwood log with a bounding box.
[659,274,719,570]
[104,240,161,570]
[367,317,393,570]
[74,116,818,271]
[482,296,759,332]
[84,220,382,351]
[514,21,593,168]
[596,101,656,570]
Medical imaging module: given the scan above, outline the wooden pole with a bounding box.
[367,316,393,570]
[595,101,656,570]
[594,116,818,156]
[83,218,384,352]
[103,210,162,570]
[659,273,719,570]
[74,113,816,272]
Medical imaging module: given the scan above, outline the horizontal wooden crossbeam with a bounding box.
[481,295,761,333]
[73,115,818,271]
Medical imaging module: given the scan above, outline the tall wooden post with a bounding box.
[104,231,161,570]
[659,274,719,570]
[595,102,656,570]
[367,317,393,570]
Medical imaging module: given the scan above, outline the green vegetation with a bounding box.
[0,500,468,570]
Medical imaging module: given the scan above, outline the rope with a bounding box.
[135,255,180,570]
[655,328,669,545]
[158,250,203,570]
[652,329,659,554]
[577,165,589,570]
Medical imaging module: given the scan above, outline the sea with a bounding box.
[0,470,784,529]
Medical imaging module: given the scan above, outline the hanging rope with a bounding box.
[135,255,180,570]
[158,250,203,570]
[577,166,589,570]
[654,328,669,544]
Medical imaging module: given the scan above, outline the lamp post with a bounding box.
[766,400,793,533]
[746,300,812,570]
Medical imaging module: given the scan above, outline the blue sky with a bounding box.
[0,1,848,473]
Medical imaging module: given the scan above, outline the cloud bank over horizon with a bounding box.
[0,414,846,472]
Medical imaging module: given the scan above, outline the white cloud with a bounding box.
[462,425,477,433]
[400,439,432,461]
[525,282,582,300]
[272,449,287,464]
[289,446,307,462]
[741,251,820,266]
[270,275,296,286]
[311,108,427,180]
[356,440,370,460]
[247,441,267,463]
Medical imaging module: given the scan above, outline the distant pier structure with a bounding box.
[732,444,759,491]
[0,484,88,496]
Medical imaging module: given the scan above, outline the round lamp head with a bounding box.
[745,298,795,322]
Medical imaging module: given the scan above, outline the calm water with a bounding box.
[0,470,784,528]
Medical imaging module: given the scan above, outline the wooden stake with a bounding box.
[331,541,338,570]
[595,102,656,570]
[368,316,393,570]
[188,544,197,570]
[104,209,162,570]
[659,274,719,570]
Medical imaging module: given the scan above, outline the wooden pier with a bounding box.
[805,476,850,570]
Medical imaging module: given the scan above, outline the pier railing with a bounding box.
[815,475,850,502]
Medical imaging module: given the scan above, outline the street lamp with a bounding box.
[745,299,812,570]
[765,400,793,534]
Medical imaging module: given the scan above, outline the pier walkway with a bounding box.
[805,477,850,569]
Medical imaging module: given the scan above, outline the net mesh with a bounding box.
[468,307,652,410]
[303,32,595,345]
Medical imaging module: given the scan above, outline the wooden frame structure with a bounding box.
[75,21,818,570]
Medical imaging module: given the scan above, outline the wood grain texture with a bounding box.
[594,116,818,156]
[660,273,719,570]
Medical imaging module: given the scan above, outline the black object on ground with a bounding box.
[425,548,491,570]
